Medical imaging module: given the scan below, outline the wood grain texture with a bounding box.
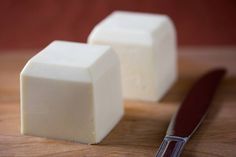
[0,47,236,157]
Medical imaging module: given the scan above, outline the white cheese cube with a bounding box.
[88,11,177,101]
[20,41,123,144]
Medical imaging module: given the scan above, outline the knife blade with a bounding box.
[155,68,226,157]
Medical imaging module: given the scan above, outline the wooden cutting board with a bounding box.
[0,47,236,157]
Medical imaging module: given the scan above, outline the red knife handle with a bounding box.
[155,136,187,157]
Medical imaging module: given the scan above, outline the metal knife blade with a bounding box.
[155,68,226,157]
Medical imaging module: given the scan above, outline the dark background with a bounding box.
[0,0,236,50]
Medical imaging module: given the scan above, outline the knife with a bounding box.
[155,68,226,157]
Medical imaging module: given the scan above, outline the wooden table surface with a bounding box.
[0,47,236,157]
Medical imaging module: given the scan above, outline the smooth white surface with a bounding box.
[20,41,123,144]
[88,11,177,101]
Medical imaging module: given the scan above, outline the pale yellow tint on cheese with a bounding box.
[88,11,177,101]
[20,41,124,144]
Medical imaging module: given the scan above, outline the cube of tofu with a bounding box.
[20,41,123,144]
[88,11,177,101]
